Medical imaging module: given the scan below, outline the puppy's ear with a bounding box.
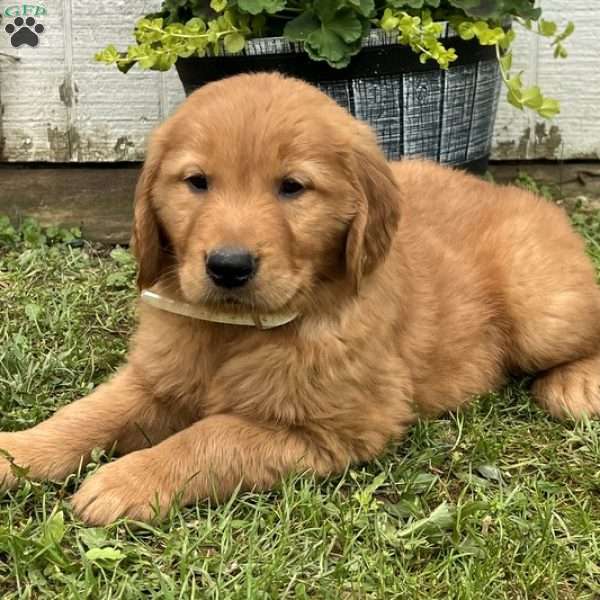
[345,130,401,291]
[131,133,168,290]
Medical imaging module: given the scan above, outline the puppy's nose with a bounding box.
[206,247,257,288]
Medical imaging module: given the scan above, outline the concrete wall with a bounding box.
[0,0,598,163]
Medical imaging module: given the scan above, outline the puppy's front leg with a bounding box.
[0,366,188,489]
[71,414,349,525]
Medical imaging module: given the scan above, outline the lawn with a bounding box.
[1,194,600,599]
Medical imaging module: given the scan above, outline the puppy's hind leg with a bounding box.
[511,285,600,419]
[510,290,600,419]
[497,207,600,419]
[520,297,600,419]
[532,353,600,419]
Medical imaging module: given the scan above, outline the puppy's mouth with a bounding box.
[213,294,246,307]
[203,286,298,316]
[202,283,259,307]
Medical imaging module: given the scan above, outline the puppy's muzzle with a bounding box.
[206,247,258,288]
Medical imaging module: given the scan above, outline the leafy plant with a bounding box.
[96,0,574,118]
[0,216,82,249]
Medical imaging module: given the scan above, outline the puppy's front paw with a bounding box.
[0,433,30,490]
[0,456,17,490]
[71,452,173,525]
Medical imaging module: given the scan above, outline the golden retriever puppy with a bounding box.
[1,73,600,525]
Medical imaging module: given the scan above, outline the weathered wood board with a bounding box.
[3,162,600,243]
[0,164,137,241]
[0,0,598,163]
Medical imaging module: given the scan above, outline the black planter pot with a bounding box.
[175,31,501,174]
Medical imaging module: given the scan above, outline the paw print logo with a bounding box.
[4,16,45,48]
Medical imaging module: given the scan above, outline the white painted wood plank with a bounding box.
[492,0,600,160]
[0,2,69,160]
[0,0,597,162]
[532,0,600,159]
[70,0,163,161]
[163,68,186,118]
[490,19,534,160]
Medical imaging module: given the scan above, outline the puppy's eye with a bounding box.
[279,178,305,199]
[186,174,208,192]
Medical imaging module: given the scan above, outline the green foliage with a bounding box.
[0,215,18,246]
[284,1,368,68]
[381,9,457,68]
[105,247,137,289]
[513,171,556,200]
[95,0,574,118]
[489,18,575,117]
[0,216,81,249]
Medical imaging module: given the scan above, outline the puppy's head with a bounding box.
[132,73,400,316]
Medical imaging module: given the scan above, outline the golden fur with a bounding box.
[2,73,600,525]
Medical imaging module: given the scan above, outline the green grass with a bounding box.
[1,213,600,599]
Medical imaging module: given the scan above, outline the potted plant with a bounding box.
[96,1,573,173]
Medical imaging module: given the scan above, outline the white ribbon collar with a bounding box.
[140,289,299,330]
